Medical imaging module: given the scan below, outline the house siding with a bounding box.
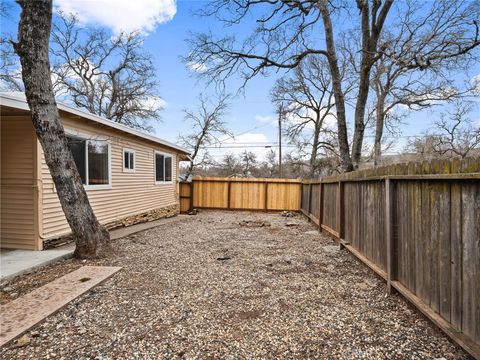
[40,113,180,240]
[0,116,40,250]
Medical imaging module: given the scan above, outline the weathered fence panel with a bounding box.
[301,158,480,359]
[321,182,337,234]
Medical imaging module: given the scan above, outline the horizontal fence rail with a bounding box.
[301,158,480,359]
[180,177,302,213]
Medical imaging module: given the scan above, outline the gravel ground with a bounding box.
[0,211,471,359]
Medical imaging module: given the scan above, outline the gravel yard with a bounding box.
[0,211,470,359]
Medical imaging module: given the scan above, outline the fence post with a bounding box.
[385,178,396,294]
[227,180,232,209]
[300,182,304,214]
[337,181,345,247]
[264,181,268,212]
[190,181,194,212]
[318,180,323,232]
[308,182,313,218]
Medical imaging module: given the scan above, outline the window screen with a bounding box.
[164,156,172,181]
[66,135,109,187]
[67,136,86,184]
[155,153,164,182]
[88,140,109,185]
[124,150,135,170]
[155,153,172,182]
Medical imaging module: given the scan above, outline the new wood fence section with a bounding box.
[301,159,480,359]
[180,177,301,213]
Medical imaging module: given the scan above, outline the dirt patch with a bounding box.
[0,211,470,359]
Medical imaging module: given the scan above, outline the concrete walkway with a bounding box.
[0,215,187,282]
[0,266,122,347]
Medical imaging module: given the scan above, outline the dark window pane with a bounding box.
[88,140,109,185]
[124,151,129,169]
[129,152,134,169]
[155,153,164,182]
[67,136,86,184]
[164,156,172,181]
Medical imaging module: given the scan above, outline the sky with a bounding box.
[1,0,479,163]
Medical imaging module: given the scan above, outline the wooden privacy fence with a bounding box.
[301,159,480,359]
[180,177,301,213]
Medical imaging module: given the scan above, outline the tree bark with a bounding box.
[373,93,386,166]
[351,0,394,168]
[309,121,320,178]
[318,1,353,172]
[13,0,112,259]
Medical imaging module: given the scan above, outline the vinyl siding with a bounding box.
[41,113,180,239]
[0,116,40,250]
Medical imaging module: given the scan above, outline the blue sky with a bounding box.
[1,0,479,161]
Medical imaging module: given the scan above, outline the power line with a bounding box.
[204,144,297,149]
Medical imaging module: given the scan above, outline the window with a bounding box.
[155,151,173,183]
[67,135,111,189]
[123,149,135,172]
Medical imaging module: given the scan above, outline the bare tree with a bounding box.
[0,2,23,91]
[369,0,480,165]
[433,101,480,158]
[240,150,257,176]
[180,94,231,180]
[13,0,111,258]
[263,149,278,178]
[271,56,340,177]
[0,39,22,91]
[220,153,241,176]
[50,13,161,131]
[186,0,480,171]
[186,0,395,171]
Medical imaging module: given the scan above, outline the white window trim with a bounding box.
[154,150,173,185]
[84,139,112,191]
[65,131,112,190]
[122,148,136,173]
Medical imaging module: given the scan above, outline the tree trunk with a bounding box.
[13,0,112,259]
[373,92,386,167]
[351,0,394,168]
[309,124,320,178]
[318,2,353,172]
[351,61,371,168]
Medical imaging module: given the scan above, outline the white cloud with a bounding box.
[187,62,207,73]
[210,132,272,162]
[141,96,167,110]
[221,133,269,145]
[54,0,177,34]
[255,115,276,124]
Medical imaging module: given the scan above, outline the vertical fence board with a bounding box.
[429,181,441,314]
[450,182,463,330]
[413,181,424,301]
[421,181,433,308]
[439,182,452,323]
[461,183,480,342]
[386,179,394,292]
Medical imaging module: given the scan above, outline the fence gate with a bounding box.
[179,182,193,213]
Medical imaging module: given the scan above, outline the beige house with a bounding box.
[0,93,190,251]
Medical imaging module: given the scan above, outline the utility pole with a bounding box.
[278,103,283,178]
